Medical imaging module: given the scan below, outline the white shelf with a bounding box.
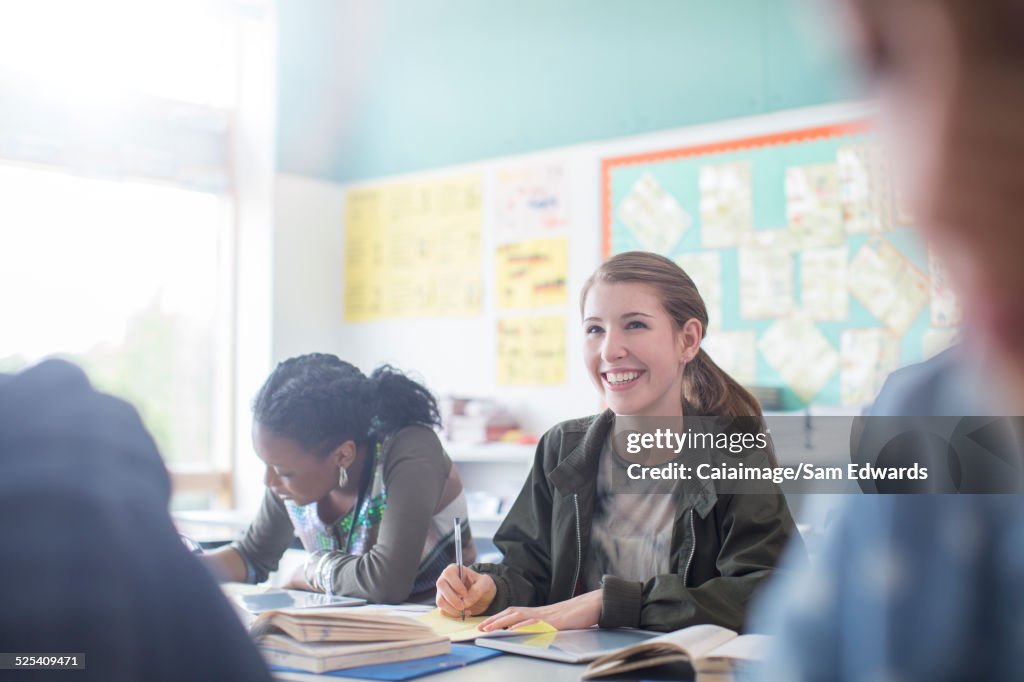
[442,441,535,464]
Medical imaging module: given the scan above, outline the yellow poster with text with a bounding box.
[344,175,483,321]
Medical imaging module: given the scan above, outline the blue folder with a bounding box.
[272,644,503,680]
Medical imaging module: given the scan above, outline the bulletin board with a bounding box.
[601,121,961,409]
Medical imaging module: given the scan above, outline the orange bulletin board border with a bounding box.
[600,120,871,257]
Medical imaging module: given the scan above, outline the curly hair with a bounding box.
[251,353,441,456]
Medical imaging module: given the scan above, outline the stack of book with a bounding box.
[250,608,449,674]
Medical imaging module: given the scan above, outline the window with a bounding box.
[0,0,273,510]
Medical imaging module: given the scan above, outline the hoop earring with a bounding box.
[338,466,348,488]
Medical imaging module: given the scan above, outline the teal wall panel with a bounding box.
[277,0,854,183]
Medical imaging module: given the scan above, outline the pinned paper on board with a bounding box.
[497,316,566,385]
[738,230,794,320]
[674,252,724,330]
[923,327,960,360]
[699,161,753,249]
[617,172,692,253]
[786,163,844,248]
[759,315,839,403]
[702,331,757,386]
[344,175,483,321]
[848,237,929,334]
[928,249,962,327]
[801,247,849,321]
[838,144,894,234]
[494,161,570,239]
[840,328,901,406]
[495,238,568,310]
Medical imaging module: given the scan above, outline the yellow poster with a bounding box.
[495,238,568,310]
[343,174,483,321]
[497,316,566,385]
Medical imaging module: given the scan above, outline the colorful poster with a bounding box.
[674,252,724,331]
[801,247,849,321]
[701,331,757,386]
[849,237,929,334]
[494,161,569,239]
[699,161,753,249]
[928,249,962,327]
[838,144,894,234]
[344,174,483,321]
[616,172,692,253]
[738,230,794,320]
[496,315,566,385]
[840,328,901,406]
[495,238,569,310]
[786,163,844,248]
[759,315,839,403]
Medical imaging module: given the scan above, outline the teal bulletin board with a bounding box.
[601,121,961,410]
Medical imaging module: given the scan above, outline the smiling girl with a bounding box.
[203,353,475,603]
[435,251,800,632]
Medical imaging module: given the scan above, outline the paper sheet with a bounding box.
[674,251,724,331]
[840,328,901,406]
[738,230,794,320]
[838,144,894,234]
[928,249,962,327]
[495,237,569,310]
[701,331,757,386]
[801,247,849,321]
[414,609,556,642]
[343,175,483,321]
[848,237,929,334]
[786,163,844,248]
[494,161,570,239]
[699,161,753,249]
[923,327,960,359]
[496,315,566,385]
[758,315,839,403]
[617,172,692,253]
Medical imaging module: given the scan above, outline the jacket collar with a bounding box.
[547,408,718,519]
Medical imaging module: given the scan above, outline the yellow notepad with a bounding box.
[414,608,556,642]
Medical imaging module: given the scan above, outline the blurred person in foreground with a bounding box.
[747,1,1024,681]
[0,359,272,682]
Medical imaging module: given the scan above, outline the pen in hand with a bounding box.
[454,517,464,621]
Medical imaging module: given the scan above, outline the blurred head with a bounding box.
[841,0,1024,402]
[580,251,761,417]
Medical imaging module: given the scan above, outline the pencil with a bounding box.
[454,517,464,621]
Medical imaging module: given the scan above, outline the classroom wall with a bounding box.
[269,1,857,436]
[276,0,854,183]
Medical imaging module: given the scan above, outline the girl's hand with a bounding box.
[479,589,602,632]
[435,564,496,617]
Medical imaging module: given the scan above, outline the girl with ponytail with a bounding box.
[436,251,800,631]
[203,354,475,603]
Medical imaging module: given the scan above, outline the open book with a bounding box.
[582,624,770,682]
[250,607,449,674]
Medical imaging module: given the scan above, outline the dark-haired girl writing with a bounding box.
[203,353,475,603]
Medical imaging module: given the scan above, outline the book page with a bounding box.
[702,633,771,663]
[646,624,738,660]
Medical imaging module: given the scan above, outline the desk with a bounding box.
[272,651,590,682]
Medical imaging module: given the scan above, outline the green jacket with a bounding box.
[473,410,803,632]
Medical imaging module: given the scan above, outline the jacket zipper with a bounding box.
[683,508,696,587]
[572,493,582,597]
